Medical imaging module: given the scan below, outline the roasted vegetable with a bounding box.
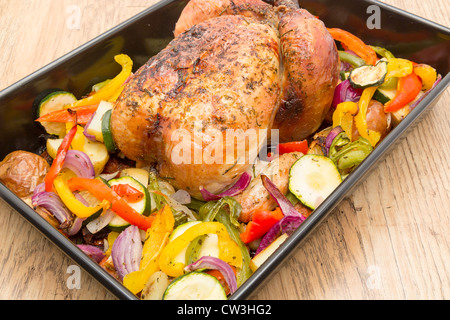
[349,60,388,89]
[0,151,50,198]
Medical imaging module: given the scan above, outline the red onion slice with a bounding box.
[255,216,304,255]
[325,126,344,156]
[66,217,84,236]
[254,175,307,254]
[332,79,363,109]
[63,150,95,179]
[261,175,305,219]
[32,191,74,229]
[111,225,143,280]
[200,172,251,202]
[32,182,46,198]
[83,114,97,142]
[410,75,442,110]
[77,245,105,263]
[86,209,115,234]
[99,171,120,182]
[185,256,238,295]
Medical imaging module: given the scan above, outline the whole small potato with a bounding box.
[353,100,392,140]
[0,151,50,198]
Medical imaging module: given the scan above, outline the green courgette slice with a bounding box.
[163,272,227,300]
[349,60,388,89]
[32,90,77,137]
[289,154,342,210]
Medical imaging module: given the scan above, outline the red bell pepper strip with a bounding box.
[327,28,378,66]
[277,140,309,156]
[67,177,154,231]
[44,111,78,192]
[240,208,284,244]
[384,72,423,112]
[206,266,237,296]
[111,184,144,203]
[36,104,99,125]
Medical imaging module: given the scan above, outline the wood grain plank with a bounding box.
[0,0,448,300]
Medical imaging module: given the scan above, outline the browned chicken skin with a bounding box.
[111,0,339,199]
[112,14,281,198]
[174,0,340,143]
[273,5,340,142]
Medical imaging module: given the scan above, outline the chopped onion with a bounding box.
[410,75,442,110]
[83,114,97,142]
[255,216,304,255]
[331,79,363,109]
[261,175,305,219]
[66,217,84,236]
[255,175,307,254]
[200,172,251,202]
[33,182,46,197]
[111,226,142,280]
[86,209,115,234]
[185,256,238,295]
[99,171,120,181]
[63,150,95,179]
[77,245,105,263]
[325,126,344,156]
[170,189,191,205]
[32,191,74,230]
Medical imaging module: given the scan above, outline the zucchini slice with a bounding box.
[289,154,342,210]
[102,109,118,153]
[85,101,113,143]
[33,90,77,137]
[163,272,227,300]
[349,60,388,89]
[168,221,219,266]
[108,176,152,231]
[120,168,150,188]
[373,87,397,105]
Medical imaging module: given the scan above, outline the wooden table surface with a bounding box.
[0,0,448,300]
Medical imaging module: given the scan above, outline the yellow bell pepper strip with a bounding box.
[54,169,110,219]
[67,177,154,230]
[68,125,87,152]
[327,28,378,65]
[385,58,413,81]
[105,231,120,256]
[384,72,423,113]
[108,86,125,103]
[413,64,437,91]
[333,101,359,141]
[67,54,133,109]
[123,205,174,295]
[370,46,398,90]
[159,222,243,278]
[354,87,382,147]
[44,111,78,192]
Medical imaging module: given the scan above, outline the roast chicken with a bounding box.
[111,0,339,199]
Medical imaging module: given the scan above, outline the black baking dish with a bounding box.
[0,0,448,300]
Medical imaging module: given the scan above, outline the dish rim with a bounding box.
[0,0,448,300]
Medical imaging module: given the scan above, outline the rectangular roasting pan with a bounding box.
[0,0,448,300]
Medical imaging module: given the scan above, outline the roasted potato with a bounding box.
[353,100,392,140]
[0,151,50,198]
